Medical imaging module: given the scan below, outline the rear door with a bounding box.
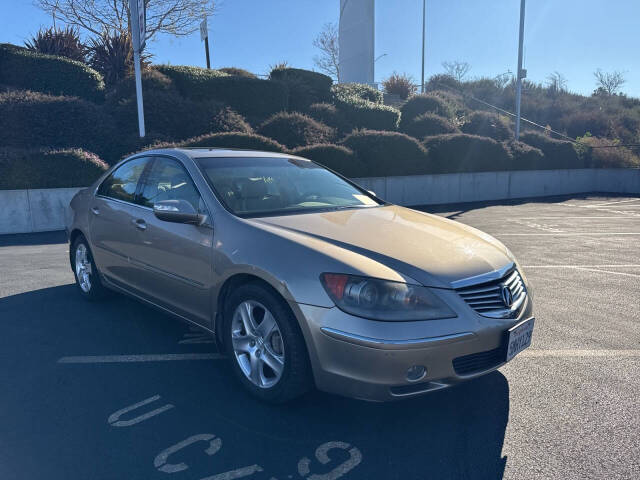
[126,156,214,326]
[88,156,151,289]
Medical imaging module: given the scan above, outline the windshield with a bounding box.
[196,156,382,217]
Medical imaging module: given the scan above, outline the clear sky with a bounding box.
[3,0,639,97]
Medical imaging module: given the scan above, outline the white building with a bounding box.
[338,0,375,85]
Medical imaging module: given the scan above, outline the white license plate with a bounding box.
[505,317,535,362]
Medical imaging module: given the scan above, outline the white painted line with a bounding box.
[521,349,640,358]
[572,267,640,279]
[523,264,640,268]
[515,216,640,220]
[497,232,640,236]
[58,353,224,364]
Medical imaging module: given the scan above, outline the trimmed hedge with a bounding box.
[0,90,116,160]
[270,67,332,110]
[400,94,455,131]
[211,107,253,134]
[506,141,545,169]
[519,131,585,169]
[307,103,352,134]
[219,67,257,78]
[423,134,512,173]
[342,130,430,176]
[331,83,383,104]
[178,132,286,152]
[258,112,334,148]
[461,111,513,141]
[157,64,287,118]
[0,43,105,102]
[334,95,400,131]
[290,144,365,178]
[401,113,458,139]
[0,148,108,190]
[107,69,176,102]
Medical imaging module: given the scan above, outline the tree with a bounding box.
[442,60,471,82]
[35,0,216,43]
[593,69,625,95]
[546,71,567,97]
[313,22,339,82]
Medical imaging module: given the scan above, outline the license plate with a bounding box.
[505,317,535,362]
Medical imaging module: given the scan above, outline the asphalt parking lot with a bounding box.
[1,194,639,480]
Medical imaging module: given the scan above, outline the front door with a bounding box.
[126,156,214,326]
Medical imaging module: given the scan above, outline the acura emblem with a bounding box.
[501,284,514,308]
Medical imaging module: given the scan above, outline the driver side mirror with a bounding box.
[153,199,203,225]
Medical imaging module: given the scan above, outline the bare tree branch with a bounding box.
[35,0,217,42]
[313,22,339,82]
[442,60,471,82]
[593,69,626,95]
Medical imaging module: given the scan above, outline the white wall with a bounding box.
[339,0,375,84]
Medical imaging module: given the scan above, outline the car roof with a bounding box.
[143,147,302,160]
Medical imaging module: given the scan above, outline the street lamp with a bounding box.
[421,0,426,93]
[515,0,526,139]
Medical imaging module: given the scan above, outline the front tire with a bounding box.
[224,283,312,403]
[72,235,108,301]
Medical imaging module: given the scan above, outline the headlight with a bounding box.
[320,273,457,321]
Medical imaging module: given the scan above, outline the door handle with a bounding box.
[132,219,147,230]
[91,207,100,215]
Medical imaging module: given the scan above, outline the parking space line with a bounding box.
[572,267,640,279]
[58,353,224,364]
[523,264,640,268]
[522,349,640,358]
[497,232,640,236]
[514,216,640,220]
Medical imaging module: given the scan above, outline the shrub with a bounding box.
[291,144,366,178]
[258,112,334,148]
[556,109,611,138]
[270,67,333,110]
[0,148,108,190]
[506,141,545,170]
[157,64,288,118]
[331,83,383,104]
[401,113,458,138]
[423,134,512,173]
[25,26,85,62]
[334,95,400,131]
[400,94,455,131]
[87,32,151,86]
[461,111,513,141]
[219,67,257,78]
[307,103,352,134]
[519,131,585,169]
[0,43,104,102]
[0,90,116,160]
[382,72,417,100]
[107,69,176,102]
[341,130,430,176]
[424,74,461,92]
[576,134,640,168]
[179,132,286,152]
[211,107,253,134]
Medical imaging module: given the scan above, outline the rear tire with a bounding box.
[224,282,312,403]
[71,235,108,301]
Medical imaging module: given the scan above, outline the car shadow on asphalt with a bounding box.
[1,284,510,480]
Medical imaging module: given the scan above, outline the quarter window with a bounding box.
[97,157,149,203]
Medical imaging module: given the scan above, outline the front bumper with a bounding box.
[293,289,533,402]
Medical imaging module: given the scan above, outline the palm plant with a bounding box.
[25,26,86,62]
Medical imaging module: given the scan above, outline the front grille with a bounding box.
[452,346,505,375]
[455,268,526,319]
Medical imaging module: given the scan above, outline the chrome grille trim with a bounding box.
[453,265,527,319]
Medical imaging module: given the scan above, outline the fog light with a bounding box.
[406,365,426,382]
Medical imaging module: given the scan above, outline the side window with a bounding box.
[97,157,149,203]
[139,157,204,213]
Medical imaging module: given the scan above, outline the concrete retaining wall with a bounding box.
[1,168,639,235]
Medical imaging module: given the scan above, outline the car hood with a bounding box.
[252,205,513,288]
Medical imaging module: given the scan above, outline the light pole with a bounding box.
[421,0,426,93]
[515,0,526,139]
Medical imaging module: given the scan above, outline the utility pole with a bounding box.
[515,0,526,139]
[421,0,426,93]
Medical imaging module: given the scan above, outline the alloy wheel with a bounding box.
[75,243,92,293]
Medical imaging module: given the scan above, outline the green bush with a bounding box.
[382,72,417,100]
[258,112,334,148]
[107,69,176,102]
[519,131,585,168]
[270,67,332,110]
[401,113,458,138]
[331,83,383,104]
[576,134,640,168]
[557,109,611,138]
[219,67,257,78]
[211,107,253,134]
[400,94,455,131]
[423,134,512,173]
[157,64,288,118]
[179,132,286,152]
[334,95,400,131]
[0,148,108,190]
[341,130,430,176]
[461,111,513,141]
[0,90,116,160]
[291,144,366,178]
[307,103,352,134]
[0,43,104,102]
[506,141,545,169]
